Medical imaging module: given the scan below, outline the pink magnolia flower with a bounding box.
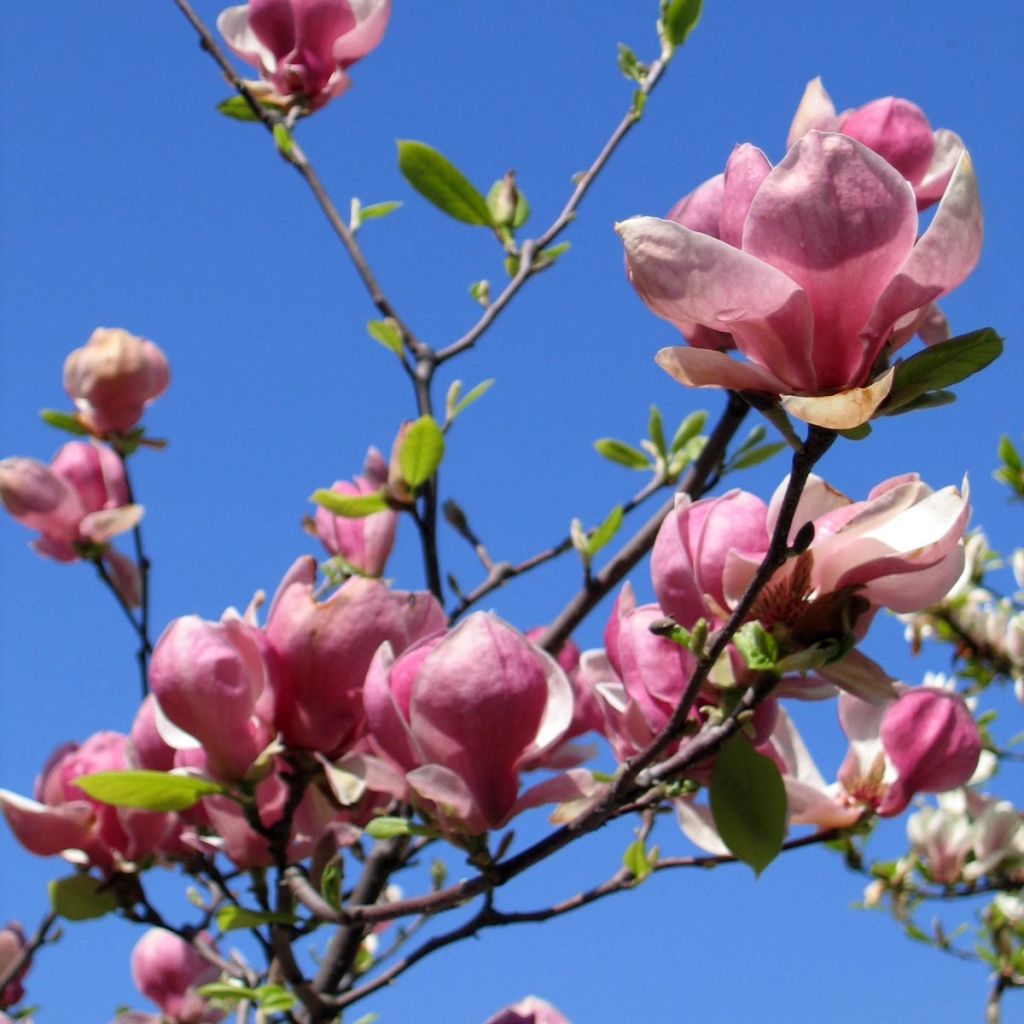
[0,442,141,565]
[653,474,969,697]
[620,131,981,428]
[63,328,170,436]
[485,996,572,1024]
[314,447,397,576]
[149,613,273,781]
[906,803,973,884]
[0,924,27,1009]
[838,687,981,817]
[0,733,176,870]
[218,0,391,111]
[788,78,964,211]
[265,556,446,756]
[363,613,576,834]
[131,929,223,1024]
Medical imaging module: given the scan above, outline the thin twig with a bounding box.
[119,454,153,695]
[435,53,674,364]
[0,909,59,994]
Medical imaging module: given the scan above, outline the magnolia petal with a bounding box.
[915,129,965,210]
[719,144,772,248]
[787,77,838,148]
[0,790,95,856]
[675,799,730,857]
[863,150,982,350]
[656,346,789,394]
[79,503,144,544]
[782,367,894,428]
[821,651,899,705]
[620,216,815,389]
[405,764,482,832]
[333,0,391,65]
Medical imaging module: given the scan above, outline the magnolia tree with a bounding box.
[0,2,1022,1022]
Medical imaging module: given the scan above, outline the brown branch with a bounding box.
[0,909,59,994]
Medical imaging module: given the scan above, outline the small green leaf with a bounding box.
[40,409,88,436]
[532,241,571,270]
[617,44,647,84]
[594,438,651,470]
[359,200,401,223]
[587,506,624,557]
[397,140,494,226]
[364,816,439,840]
[631,89,648,119]
[709,733,787,876]
[998,435,1022,472]
[216,906,297,933]
[670,410,707,453]
[49,873,119,921]
[75,770,223,812]
[311,489,389,518]
[732,621,779,672]
[839,422,873,441]
[730,442,785,471]
[880,389,956,416]
[648,405,667,457]
[321,860,343,911]
[367,318,404,356]
[257,985,297,1012]
[216,95,265,122]
[660,0,703,48]
[453,379,495,417]
[353,1014,381,1024]
[469,280,491,307]
[197,982,262,1003]
[272,123,294,158]
[399,416,445,489]
[623,839,653,881]
[884,328,1003,414]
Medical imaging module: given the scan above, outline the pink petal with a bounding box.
[667,173,724,236]
[742,132,918,390]
[248,0,299,60]
[333,0,391,66]
[838,97,936,186]
[719,144,771,248]
[620,216,815,390]
[862,150,982,349]
[914,129,965,210]
[787,77,838,149]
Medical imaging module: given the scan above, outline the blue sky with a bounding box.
[1,2,1022,1021]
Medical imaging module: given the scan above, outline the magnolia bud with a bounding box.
[63,327,170,435]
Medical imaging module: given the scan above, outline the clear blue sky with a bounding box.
[1,2,1022,1021]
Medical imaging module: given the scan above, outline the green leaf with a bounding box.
[359,200,401,223]
[587,506,624,557]
[623,839,655,881]
[49,873,119,921]
[730,442,785,471]
[660,0,703,47]
[884,328,1003,414]
[998,434,1022,472]
[216,906,297,934]
[312,488,389,518]
[880,389,956,416]
[532,241,571,270]
[320,860,343,911]
[670,409,707,453]
[397,140,494,226]
[631,89,648,119]
[399,415,445,489]
[367,318,404,356]
[486,179,530,230]
[365,816,427,840]
[216,95,265,122]
[469,280,491,307]
[648,405,667,457]
[353,1014,381,1024]
[732,621,779,672]
[40,409,88,436]
[594,438,651,470]
[839,422,873,441]
[453,379,495,417]
[257,985,297,1012]
[617,43,647,83]
[75,770,223,812]
[709,734,787,876]
[272,122,294,158]
[197,982,261,1003]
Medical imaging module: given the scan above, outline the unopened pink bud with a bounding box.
[879,688,982,815]
[0,923,27,1009]
[63,327,169,435]
[131,929,222,1023]
[485,996,572,1024]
